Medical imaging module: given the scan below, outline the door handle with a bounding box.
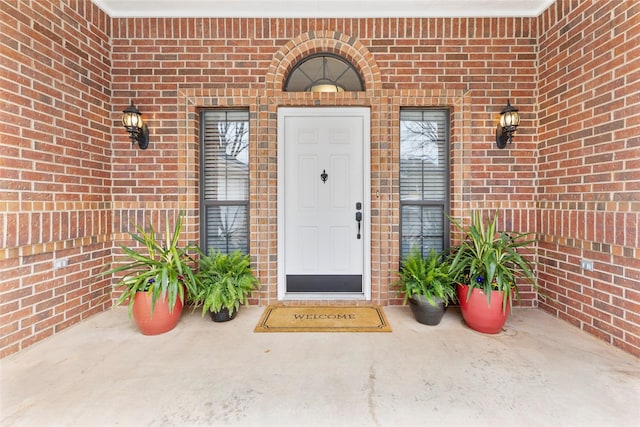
[355,211,362,239]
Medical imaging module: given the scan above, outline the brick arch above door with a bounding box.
[265,30,382,94]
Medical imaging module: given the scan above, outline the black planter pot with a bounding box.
[209,307,238,322]
[408,295,447,326]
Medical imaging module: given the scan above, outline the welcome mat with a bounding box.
[254,305,392,332]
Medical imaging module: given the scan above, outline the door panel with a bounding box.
[299,227,318,272]
[330,226,350,271]
[280,109,367,295]
[299,156,318,209]
[330,156,349,209]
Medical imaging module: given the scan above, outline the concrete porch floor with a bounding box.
[1,306,639,427]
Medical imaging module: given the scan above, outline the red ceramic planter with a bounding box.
[132,291,183,335]
[457,284,511,334]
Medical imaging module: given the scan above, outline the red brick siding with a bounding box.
[1,0,638,358]
[537,0,640,356]
[109,19,538,311]
[0,0,113,357]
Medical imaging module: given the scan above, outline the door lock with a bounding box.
[355,202,362,239]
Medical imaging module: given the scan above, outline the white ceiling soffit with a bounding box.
[91,0,556,18]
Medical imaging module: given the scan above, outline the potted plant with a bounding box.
[394,247,457,326]
[193,249,259,322]
[449,209,537,334]
[101,213,199,335]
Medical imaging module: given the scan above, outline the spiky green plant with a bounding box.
[394,247,457,307]
[449,209,537,310]
[194,249,259,317]
[100,212,199,317]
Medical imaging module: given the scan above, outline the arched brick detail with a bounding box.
[266,30,381,93]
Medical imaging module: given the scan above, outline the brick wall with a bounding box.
[1,0,638,358]
[110,18,538,309]
[537,0,640,356]
[0,0,113,357]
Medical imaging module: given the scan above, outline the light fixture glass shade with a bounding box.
[500,110,520,127]
[310,84,345,93]
[122,111,143,128]
[499,101,519,128]
[496,100,520,149]
[122,101,149,149]
[504,111,519,127]
[122,101,143,130]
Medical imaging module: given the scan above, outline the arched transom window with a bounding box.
[284,53,364,92]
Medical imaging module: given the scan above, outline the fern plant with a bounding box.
[194,249,259,317]
[395,247,457,307]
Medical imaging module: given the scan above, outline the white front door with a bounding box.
[278,108,370,300]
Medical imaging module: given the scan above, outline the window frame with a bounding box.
[283,52,365,92]
[199,109,250,254]
[398,107,451,260]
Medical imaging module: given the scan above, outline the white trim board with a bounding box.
[91,0,555,18]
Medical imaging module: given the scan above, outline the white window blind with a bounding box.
[399,109,449,258]
[201,110,250,254]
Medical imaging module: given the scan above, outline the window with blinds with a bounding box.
[399,109,450,259]
[200,110,250,254]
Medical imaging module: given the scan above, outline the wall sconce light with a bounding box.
[122,101,149,149]
[495,100,520,149]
